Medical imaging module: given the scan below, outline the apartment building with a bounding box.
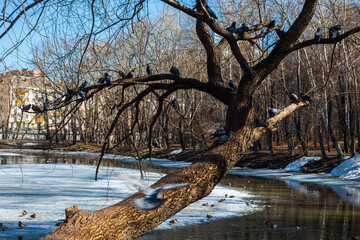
[0,69,54,138]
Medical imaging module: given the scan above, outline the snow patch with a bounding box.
[170,149,183,155]
[0,164,261,239]
[284,156,320,172]
[330,154,360,179]
[0,152,22,156]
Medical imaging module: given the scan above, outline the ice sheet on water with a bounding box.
[0,152,21,156]
[0,164,261,239]
[283,156,320,172]
[0,149,192,168]
[330,154,360,179]
[228,168,294,177]
[170,149,183,155]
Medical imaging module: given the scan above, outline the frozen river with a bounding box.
[0,150,360,239]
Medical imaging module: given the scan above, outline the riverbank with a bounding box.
[0,140,347,174]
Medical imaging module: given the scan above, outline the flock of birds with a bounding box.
[195,0,342,44]
[225,18,342,43]
[19,65,182,114]
[210,91,311,145]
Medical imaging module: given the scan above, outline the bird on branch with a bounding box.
[170,66,180,77]
[211,127,226,139]
[289,92,300,104]
[115,173,189,211]
[126,69,135,79]
[171,98,179,109]
[21,104,31,112]
[118,71,127,79]
[229,80,237,90]
[32,105,42,114]
[329,25,341,42]
[98,72,112,86]
[64,88,75,103]
[300,92,312,103]
[314,28,322,43]
[214,131,232,145]
[78,89,86,100]
[255,117,270,128]
[79,80,87,89]
[78,80,87,100]
[268,107,284,116]
[194,0,217,22]
[276,28,286,38]
[267,20,276,29]
[226,22,237,33]
[43,98,50,113]
[146,64,152,75]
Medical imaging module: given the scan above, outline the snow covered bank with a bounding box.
[284,156,320,172]
[0,164,261,239]
[330,154,360,179]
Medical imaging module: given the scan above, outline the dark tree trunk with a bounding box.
[266,132,274,153]
[317,116,327,159]
[284,118,293,155]
[178,122,185,150]
[327,99,344,157]
[295,115,308,156]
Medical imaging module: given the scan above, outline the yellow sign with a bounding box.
[36,118,45,122]
[16,100,24,104]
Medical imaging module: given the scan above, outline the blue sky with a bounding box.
[0,0,169,72]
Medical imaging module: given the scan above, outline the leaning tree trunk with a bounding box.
[43,98,308,239]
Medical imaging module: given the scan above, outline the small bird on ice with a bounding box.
[115,173,189,211]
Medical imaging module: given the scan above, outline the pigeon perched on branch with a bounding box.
[43,98,50,113]
[267,20,276,29]
[211,127,226,139]
[146,64,152,75]
[118,71,127,79]
[115,173,189,211]
[226,22,236,33]
[171,99,179,109]
[170,66,180,77]
[268,107,284,116]
[126,69,135,79]
[289,92,300,104]
[21,104,31,112]
[32,105,42,114]
[300,92,312,102]
[314,28,322,43]
[255,117,270,127]
[99,73,112,86]
[229,80,237,90]
[276,28,286,38]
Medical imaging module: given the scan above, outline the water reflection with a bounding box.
[1,153,360,240]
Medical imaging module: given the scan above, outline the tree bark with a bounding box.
[44,102,307,239]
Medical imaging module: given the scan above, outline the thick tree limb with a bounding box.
[284,27,360,55]
[44,101,307,239]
